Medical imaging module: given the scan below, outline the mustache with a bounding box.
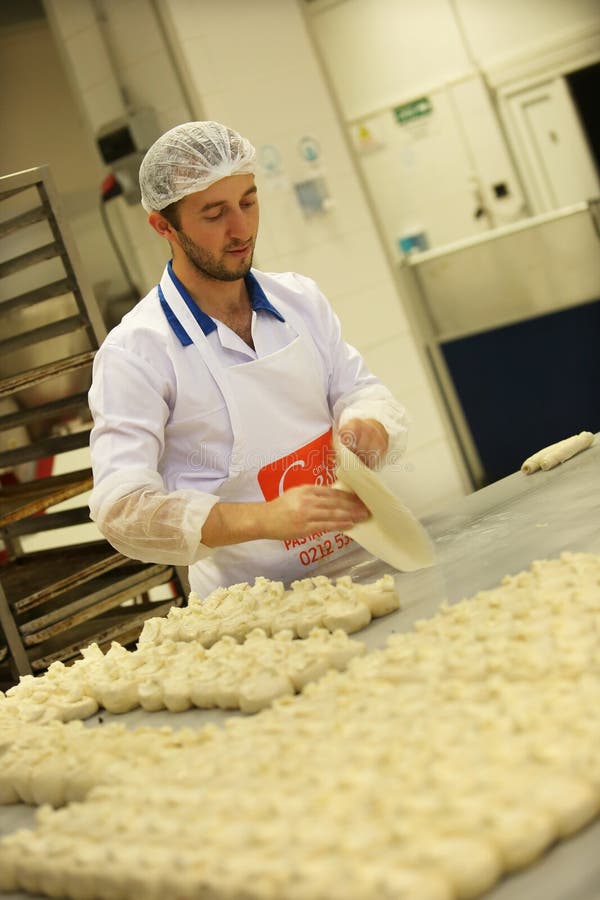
[225,239,253,250]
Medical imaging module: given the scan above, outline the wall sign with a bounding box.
[394,97,432,125]
[258,144,283,174]
[352,121,384,154]
[298,136,321,162]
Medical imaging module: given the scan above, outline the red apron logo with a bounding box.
[257,428,335,501]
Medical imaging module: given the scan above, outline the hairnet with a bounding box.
[139,121,256,212]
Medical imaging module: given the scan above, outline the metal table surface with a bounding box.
[1,439,599,900]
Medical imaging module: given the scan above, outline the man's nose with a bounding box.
[227,207,250,237]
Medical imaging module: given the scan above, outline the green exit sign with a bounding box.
[394,97,432,124]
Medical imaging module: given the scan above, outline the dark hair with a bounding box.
[160,199,182,230]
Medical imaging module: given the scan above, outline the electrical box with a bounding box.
[96,108,159,164]
[97,109,160,204]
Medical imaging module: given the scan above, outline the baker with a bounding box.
[88,120,409,597]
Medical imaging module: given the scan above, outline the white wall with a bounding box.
[308,0,472,122]
[306,0,600,250]
[307,0,600,112]
[308,0,529,249]
[348,75,527,255]
[42,0,469,514]
[455,0,600,69]
[0,16,129,311]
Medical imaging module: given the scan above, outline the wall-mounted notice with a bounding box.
[352,120,385,154]
[394,97,432,125]
[298,136,321,162]
[258,144,283,174]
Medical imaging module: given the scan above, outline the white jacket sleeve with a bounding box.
[88,342,218,565]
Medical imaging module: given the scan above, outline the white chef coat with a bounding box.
[88,262,408,594]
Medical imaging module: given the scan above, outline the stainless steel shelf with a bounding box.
[397,199,600,488]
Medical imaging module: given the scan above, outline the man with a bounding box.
[89,121,408,597]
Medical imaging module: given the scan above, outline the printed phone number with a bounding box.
[298,532,351,566]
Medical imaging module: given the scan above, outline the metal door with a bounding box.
[502,76,600,212]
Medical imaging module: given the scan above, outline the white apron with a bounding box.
[159,277,359,596]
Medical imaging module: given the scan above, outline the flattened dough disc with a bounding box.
[334,440,435,572]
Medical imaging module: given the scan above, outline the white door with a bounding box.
[502,77,600,212]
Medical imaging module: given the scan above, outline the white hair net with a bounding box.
[139,121,256,212]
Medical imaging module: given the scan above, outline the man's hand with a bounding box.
[261,484,369,539]
[338,418,389,469]
[201,484,369,548]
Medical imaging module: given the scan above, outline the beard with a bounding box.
[176,229,254,282]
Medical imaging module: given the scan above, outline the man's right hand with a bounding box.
[201,484,369,548]
[262,484,369,540]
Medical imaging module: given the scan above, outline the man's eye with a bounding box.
[204,211,223,221]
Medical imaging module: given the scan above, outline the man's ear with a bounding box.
[148,211,176,240]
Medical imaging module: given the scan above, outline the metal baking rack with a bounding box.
[0,166,186,686]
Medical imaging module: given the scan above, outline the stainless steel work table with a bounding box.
[1,438,599,900]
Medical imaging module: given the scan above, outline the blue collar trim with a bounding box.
[167,261,217,336]
[157,284,193,347]
[245,270,286,323]
[162,261,286,347]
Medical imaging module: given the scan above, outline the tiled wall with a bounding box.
[44,0,469,515]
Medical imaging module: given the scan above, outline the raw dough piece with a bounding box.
[269,597,304,636]
[59,696,99,722]
[238,670,295,714]
[318,628,366,669]
[213,669,244,710]
[530,771,600,837]
[485,807,556,871]
[217,608,255,642]
[401,834,502,900]
[0,840,18,891]
[137,680,166,712]
[137,616,162,645]
[320,593,372,633]
[363,866,453,900]
[349,574,400,618]
[96,678,138,715]
[30,761,68,808]
[291,593,324,638]
[0,762,21,804]
[162,676,192,713]
[188,675,220,710]
[333,440,435,571]
[287,654,331,691]
[521,431,594,473]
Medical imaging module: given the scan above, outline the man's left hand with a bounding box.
[338,418,389,469]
